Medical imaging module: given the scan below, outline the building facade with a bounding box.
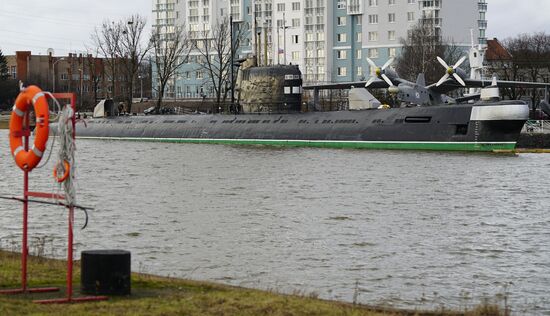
[152,0,487,98]
[6,51,151,111]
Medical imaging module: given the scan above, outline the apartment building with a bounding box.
[151,0,487,97]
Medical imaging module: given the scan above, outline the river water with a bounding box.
[0,129,549,314]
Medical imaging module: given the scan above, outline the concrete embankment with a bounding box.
[517,133,550,149]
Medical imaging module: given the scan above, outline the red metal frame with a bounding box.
[0,107,59,296]
[0,91,107,303]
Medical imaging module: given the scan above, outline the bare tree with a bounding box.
[502,33,550,106]
[84,49,103,108]
[91,20,122,101]
[193,17,245,110]
[396,21,464,84]
[117,15,151,113]
[150,24,191,113]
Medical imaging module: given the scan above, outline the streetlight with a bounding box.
[52,57,65,92]
[78,68,83,110]
[277,24,290,65]
[138,75,143,101]
[280,13,290,65]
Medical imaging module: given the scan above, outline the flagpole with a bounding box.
[277,25,280,64]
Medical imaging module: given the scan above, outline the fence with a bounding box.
[523,120,550,134]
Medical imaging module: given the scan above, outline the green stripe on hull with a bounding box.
[78,136,517,152]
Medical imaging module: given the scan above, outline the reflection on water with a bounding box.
[0,130,549,314]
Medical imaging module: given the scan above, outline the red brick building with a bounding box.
[5,51,151,111]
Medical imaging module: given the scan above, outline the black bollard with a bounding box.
[81,250,131,295]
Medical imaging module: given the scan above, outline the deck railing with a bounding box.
[523,120,550,134]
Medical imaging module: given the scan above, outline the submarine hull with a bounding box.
[75,101,528,152]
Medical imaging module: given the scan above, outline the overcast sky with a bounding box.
[1,0,549,56]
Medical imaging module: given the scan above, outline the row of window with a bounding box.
[338,0,415,9]
[336,12,414,26]
[276,2,302,12]
[335,30,396,44]
[336,48,397,77]
[368,0,416,6]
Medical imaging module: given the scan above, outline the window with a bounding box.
[337,33,347,42]
[292,35,299,43]
[357,32,362,42]
[337,1,346,9]
[357,15,362,25]
[388,30,396,40]
[306,33,314,41]
[292,2,300,10]
[408,0,415,3]
[292,18,300,27]
[317,66,325,74]
[337,67,347,76]
[11,66,16,79]
[388,47,397,57]
[337,50,347,59]
[388,13,395,23]
[337,16,346,26]
[388,0,396,5]
[369,0,378,6]
[277,3,285,11]
[407,12,415,22]
[357,66,363,76]
[369,48,379,58]
[368,14,378,24]
[356,49,362,59]
[317,49,325,57]
[368,31,378,42]
[292,51,300,60]
[317,32,325,41]
[196,71,203,79]
[61,73,68,81]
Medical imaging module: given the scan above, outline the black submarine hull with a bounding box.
[76,101,528,152]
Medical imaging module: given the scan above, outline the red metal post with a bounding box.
[67,206,74,300]
[22,114,29,292]
[34,92,108,304]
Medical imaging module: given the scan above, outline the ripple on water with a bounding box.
[0,131,549,313]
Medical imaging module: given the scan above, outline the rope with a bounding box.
[35,91,62,169]
[54,104,76,207]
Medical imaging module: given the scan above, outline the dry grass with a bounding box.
[0,250,505,316]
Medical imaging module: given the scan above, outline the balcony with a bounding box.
[420,0,441,9]
[346,0,362,15]
[478,20,487,29]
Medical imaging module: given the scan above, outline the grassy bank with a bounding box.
[0,251,503,316]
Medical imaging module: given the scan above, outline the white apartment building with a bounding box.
[152,0,487,97]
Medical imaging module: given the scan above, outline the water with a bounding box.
[0,129,549,314]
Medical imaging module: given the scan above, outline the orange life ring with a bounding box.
[53,160,70,183]
[9,85,50,171]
